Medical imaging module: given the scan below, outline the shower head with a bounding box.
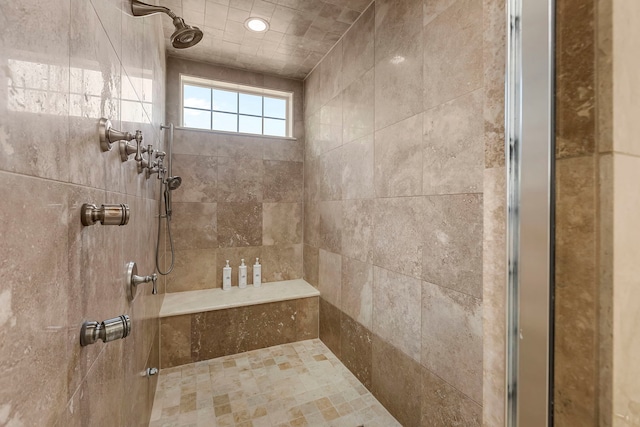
[170,17,203,49]
[130,0,203,49]
[166,176,182,190]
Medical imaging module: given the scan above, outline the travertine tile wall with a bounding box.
[0,0,166,425]
[302,0,506,425]
[555,0,640,425]
[164,57,305,292]
[554,0,608,425]
[160,297,319,368]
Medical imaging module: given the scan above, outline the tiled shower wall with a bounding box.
[555,0,640,425]
[0,0,166,425]
[302,0,506,425]
[163,57,305,292]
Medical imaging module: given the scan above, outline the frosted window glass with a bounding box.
[213,112,238,132]
[239,115,262,134]
[239,93,262,116]
[183,108,211,129]
[264,97,286,119]
[264,118,286,137]
[213,89,237,113]
[183,85,211,109]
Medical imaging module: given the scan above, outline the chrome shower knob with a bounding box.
[81,203,130,226]
[80,315,131,346]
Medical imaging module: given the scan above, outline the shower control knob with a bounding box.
[80,315,131,346]
[81,203,130,226]
[99,118,136,151]
[127,261,158,300]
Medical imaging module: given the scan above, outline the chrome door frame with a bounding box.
[505,0,555,426]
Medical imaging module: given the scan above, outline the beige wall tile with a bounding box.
[217,202,262,247]
[374,0,422,61]
[319,200,343,253]
[161,315,193,368]
[172,154,218,203]
[374,114,424,197]
[423,0,483,109]
[422,368,482,426]
[423,89,484,195]
[341,257,373,330]
[318,147,344,200]
[342,4,375,88]
[318,249,343,308]
[421,282,483,402]
[217,158,264,203]
[342,134,375,200]
[554,156,598,424]
[422,194,483,298]
[342,69,374,144]
[555,0,596,158]
[0,173,70,425]
[482,167,507,427]
[483,0,506,169]
[263,161,304,202]
[318,95,344,155]
[374,31,424,131]
[342,199,374,264]
[166,249,218,292]
[371,335,422,427]
[372,267,422,362]
[172,202,218,250]
[262,203,303,245]
[612,154,640,422]
[373,197,424,279]
[173,128,219,156]
[260,243,303,282]
[303,244,320,288]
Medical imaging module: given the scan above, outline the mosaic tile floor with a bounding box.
[149,339,400,427]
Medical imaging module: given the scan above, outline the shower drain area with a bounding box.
[150,339,400,427]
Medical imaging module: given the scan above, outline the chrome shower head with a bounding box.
[166,176,182,190]
[170,17,203,49]
[131,0,203,49]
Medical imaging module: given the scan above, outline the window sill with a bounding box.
[175,126,297,141]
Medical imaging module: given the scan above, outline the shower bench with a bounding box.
[158,279,319,368]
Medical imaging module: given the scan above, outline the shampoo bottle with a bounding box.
[253,258,261,287]
[223,260,232,290]
[239,259,247,289]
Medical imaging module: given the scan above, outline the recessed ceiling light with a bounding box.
[245,17,269,32]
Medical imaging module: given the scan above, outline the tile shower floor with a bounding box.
[150,339,400,427]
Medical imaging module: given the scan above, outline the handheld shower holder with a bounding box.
[80,315,131,346]
[127,261,158,301]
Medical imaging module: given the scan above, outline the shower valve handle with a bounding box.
[134,130,144,161]
[127,262,158,300]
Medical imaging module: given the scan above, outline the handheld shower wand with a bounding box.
[130,0,203,49]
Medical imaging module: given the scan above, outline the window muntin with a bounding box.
[181,76,292,137]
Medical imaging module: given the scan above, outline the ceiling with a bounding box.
[158,0,371,80]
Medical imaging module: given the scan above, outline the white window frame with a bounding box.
[180,74,294,138]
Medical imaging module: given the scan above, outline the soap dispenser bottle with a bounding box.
[253,258,261,287]
[238,259,247,289]
[222,260,232,290]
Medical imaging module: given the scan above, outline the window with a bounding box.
[181,76,292,137]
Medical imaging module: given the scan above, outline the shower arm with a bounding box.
[131,0,178,19]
